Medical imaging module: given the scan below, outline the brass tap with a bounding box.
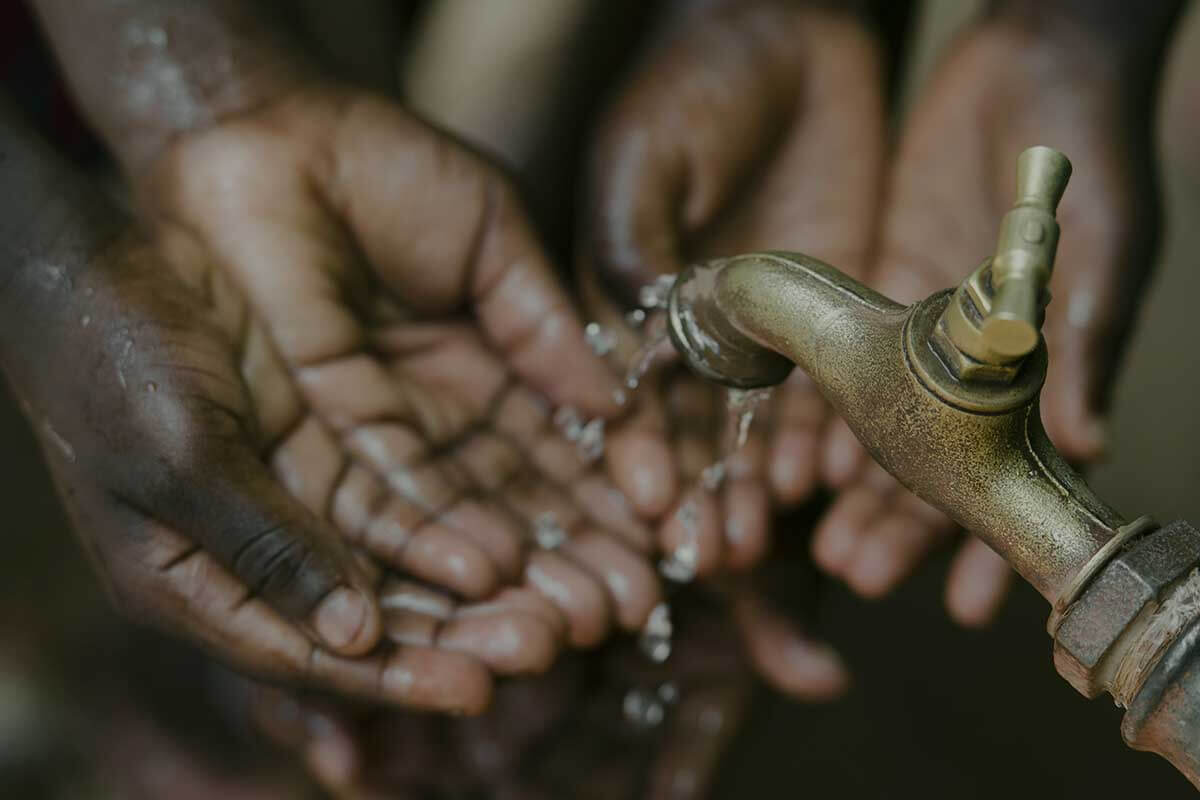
[664,146,1200,786]
[934,146,1072,381]
[665,147,1122,600]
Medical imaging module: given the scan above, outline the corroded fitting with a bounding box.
[936,146,1071,378]
[666,250,1123,601]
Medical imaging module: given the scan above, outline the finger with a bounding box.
[571,473,656,554]
[819,416,869,489]
[767,373,824,505]
[659,488,723,582]
[604,380,677,517]
[250,687,361,792]
[722,479,771,571]
[316,100,622,417]
[810,484,886,576]
[363,497,499,598]
[440,606,560,676]
[456,585,569,640]
[564,529,662,631]
[733,587,849,701]
[123,417,380,655]
[668,377,719,482]
[128,519,491,712]
[842,513,947,599]
[945,536,1013,628]
[720,413,770,570]
[642,685,749,800]
[524,550,613,648]
[380,577,454,645]
[1040,140,1154,464]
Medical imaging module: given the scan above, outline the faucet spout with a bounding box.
[666,251,1124,602]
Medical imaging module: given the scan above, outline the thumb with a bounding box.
[128,432,381,656]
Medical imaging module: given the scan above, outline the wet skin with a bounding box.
[586,0,1176,629]
[4,78,674,713]
[250,586,756,799]
[582,0,880,693]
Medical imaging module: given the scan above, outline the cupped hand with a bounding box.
[813,20,1162,625]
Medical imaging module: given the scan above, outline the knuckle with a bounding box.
[230,521,336,618]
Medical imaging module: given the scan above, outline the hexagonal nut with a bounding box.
[930,313,1020,384]
[1054,521,1200,698]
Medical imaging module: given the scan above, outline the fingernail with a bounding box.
[313,587,370,651]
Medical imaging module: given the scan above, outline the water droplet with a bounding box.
[532,511,567,550]
[624,329,669,392]
[83,287,94,298]
[41,420,76,463]
[639,602,673,663]
[553,406,583,440]
[576,418,605,464]
[638,274,677,310]
[623,687,666,729]
[659,501,700,583]
[80,315,90,328]
[144,381,158,393]
[700,462,726,491]
[726,387,772,448]
[625,308,647,328]
[657,681,679,705]
[612,388,628,407]
[584,322,617,357]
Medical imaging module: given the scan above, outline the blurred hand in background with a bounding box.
[814,2,1178,627]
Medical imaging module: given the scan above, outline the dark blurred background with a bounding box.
[2,0,1200,797]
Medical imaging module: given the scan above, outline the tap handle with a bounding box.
[981,146,1072,359]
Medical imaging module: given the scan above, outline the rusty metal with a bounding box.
[664,146,1200,788]
[665,248,1123,601]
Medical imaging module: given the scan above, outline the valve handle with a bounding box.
[981,146,1072,359]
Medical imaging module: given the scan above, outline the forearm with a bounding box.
[987,0,1186,86]
[30,0,318,177]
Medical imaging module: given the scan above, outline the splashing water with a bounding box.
[576,419,606,464]
[624,328,669,391]
[554,406,583,440]
[584,322,618,357]
[638,274,677,310]
[622,681,681,730]
[727,387,772,449]
[696,387,774,495]
[623,687,666,729]
[532,511,567,550]
[700,462,726,491]
[659,500,700,583]
[639,602,673,663]
[554,407,606,464]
